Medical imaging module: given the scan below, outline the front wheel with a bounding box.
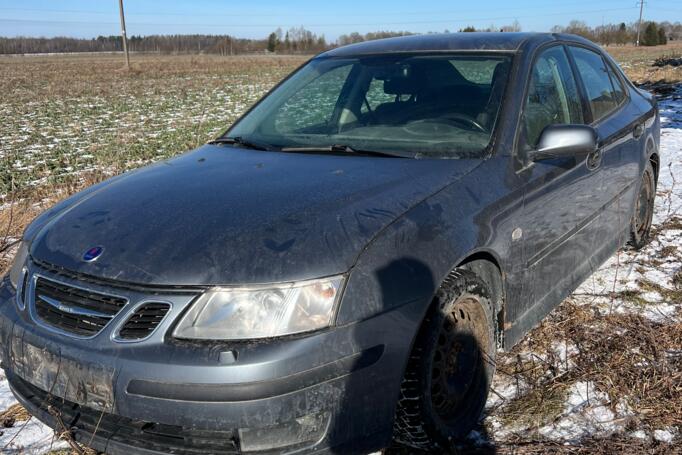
[628,161,656,250]
[393,269,496,451]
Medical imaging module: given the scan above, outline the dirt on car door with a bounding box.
[508,45,607,340]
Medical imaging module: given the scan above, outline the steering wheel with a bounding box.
[407,114,487,133]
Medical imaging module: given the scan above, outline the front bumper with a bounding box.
[0,265,426,454]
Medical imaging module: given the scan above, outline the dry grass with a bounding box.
[0,53,306,101]
[605,42,682,84]
[499,380,572,429]
[493,435,679,455]
[0,403,31,428]
[467,298,682,455]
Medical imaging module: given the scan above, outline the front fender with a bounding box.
[336,156,521,327]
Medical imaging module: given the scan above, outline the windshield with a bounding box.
[226,53,512,158]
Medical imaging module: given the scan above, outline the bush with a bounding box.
[642,22,660,46]
[658,28,668,45]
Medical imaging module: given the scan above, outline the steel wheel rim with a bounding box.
[430,297,489,422]
[635,172,653,237]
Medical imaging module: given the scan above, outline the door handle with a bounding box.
[633,123,645,139]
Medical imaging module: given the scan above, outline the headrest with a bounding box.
[377,64,419,95]
[384,76,419,95]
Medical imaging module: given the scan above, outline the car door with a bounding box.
[511,44,606,332]
[568,46,642,250]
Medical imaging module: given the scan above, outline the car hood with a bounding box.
[29,145,480,286]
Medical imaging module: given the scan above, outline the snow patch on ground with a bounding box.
[653,428,677,443]
[537,381,626,442]
[483,85,682,447]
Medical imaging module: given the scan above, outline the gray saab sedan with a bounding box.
[1,33,658,454]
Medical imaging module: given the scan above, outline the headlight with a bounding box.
[8,241,29,289]
[173,276,344,340]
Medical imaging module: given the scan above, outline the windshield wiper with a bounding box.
[279,144,402,158]
[208,136,272,151]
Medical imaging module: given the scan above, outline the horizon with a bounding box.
[0,0,680,42]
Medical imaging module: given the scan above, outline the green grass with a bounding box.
[0,54,306,198]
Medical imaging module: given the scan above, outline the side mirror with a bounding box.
[528,124,598,162]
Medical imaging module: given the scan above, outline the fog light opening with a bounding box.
[238,411,330,453]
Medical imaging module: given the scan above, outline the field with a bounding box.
[0,44,681,454]
[606,42,682,85]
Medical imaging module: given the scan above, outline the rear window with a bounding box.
[569,47,620,122]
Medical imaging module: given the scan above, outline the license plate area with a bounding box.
[10,333,115,411]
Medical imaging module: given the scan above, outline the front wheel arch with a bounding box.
[392,268,497,450]
[458,253,505,348]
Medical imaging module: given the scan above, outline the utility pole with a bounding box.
[118,0,130,69]
[636,0,645,46]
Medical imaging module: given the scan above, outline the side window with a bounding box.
[274,64,353,133]
[522,46,584,149]
[569,47,619,122]
[605,63,626,103]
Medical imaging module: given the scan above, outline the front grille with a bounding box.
[33,277,127,337]
[117,302,171,340]
[10,374,240,455]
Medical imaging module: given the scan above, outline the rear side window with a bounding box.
[605,63,626,103]
[569,47,620,122]
[522,46,584,149]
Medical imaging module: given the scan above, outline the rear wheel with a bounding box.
[393,269,496,451]
[628,161,656,250]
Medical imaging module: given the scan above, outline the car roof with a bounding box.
[319,32,596,58]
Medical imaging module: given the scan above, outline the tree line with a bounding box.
[0,34,267,55]
[0,27,335,55]
[1,20,680,55]
[549,20,678,46]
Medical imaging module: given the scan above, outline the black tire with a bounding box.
[393,269,496,451]
[628,161,656,250]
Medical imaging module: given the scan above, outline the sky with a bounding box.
[0,0,680,41]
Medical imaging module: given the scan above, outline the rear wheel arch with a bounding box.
[645,135,659,183]
[649,151,659,184]
[628,160,656,250]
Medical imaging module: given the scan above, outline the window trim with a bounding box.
[566,44,629,126]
